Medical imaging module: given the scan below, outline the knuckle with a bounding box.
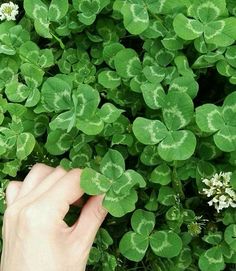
[18,204,51,231]
[55,166,67,175]
[19,205,37,222]
[18,205,41,231]
[6,180,19,191]
[4,206,19,221]
[31,163,47,172]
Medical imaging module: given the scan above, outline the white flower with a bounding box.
[201,172,236,213]
[0,2,19,21]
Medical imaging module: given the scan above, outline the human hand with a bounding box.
[0,163,108,271]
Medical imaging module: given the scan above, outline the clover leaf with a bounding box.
[150,230,183,258]
[196,92,236,151]
[24,0,69,38]
[73,0,110,25]
[173,0,236,47]
[199,246,225,271]
[119,209,155,261]
[114,48,142,79]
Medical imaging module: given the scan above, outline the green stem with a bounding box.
[149,12,163,22]
[50,31,65,49]
[172,162,185,201]
[33,140,45,159]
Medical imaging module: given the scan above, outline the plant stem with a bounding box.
[172,163,185,201]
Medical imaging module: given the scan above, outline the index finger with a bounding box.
[36,168,84,221]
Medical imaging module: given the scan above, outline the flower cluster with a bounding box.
[201,172,236,213]
[0,1,19,21]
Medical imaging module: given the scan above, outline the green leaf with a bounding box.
[162,91,194,131]
[198,247,225,271]
[173,14,204,40]
[222,91,236,126]
[24,0,48,20]
[196,104,224,133]
[193,0,226,23]
[133,117,168,145]
[225,46,236,68]
[169,76,199,99]
[158,130,197,161]
[214,125,236,152]
[23,0,51,38]
[98,70,121,89]
[39,49,54,68]
[140,145,162,166]
[103,42,125,68]
[80,168,112,195]
[98,103,124,123]
[150,164,171,185]
[95,228,113,249]
[157,186,176,206]
[145,190,158,211]
[16,133,35,160]
[141,19,166,38]
[204,18,236,47]
[74,84,100,119]
[19,41,40,64]
[174,55,195,77]
[103,188,138,217]
[141,83,166,110]
[142,65,166,84]
[165,206,181,221]
[112,170,146,195]
[2,159,21,177]
[21,63,44,88]
[224,224,236,251]
[100,149,125,179]
[45,130,74,155]
[48,0,69,21]
[111,134,134,147]
[120,2,149,35]
[150,230,183,258]
[114,48,142,78]
[49,110,76,132]
[131,209,155,236]
[5,80,30,103]
[88,247,101,264]
[41,77,72,112]
[202,232,223,245]
[76,115,104,135]
[119,232,149,262]
[161,31,184,51]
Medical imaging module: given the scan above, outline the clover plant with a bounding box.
[0,0,236,270]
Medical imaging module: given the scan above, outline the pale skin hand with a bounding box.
[0,163,108,271]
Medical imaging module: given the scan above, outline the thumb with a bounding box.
[6,181,22,206]
[71,194,108,247]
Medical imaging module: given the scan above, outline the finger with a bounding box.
[6,181,23,206]
[16,163,54,200]
[70,194,108,247]
[15,166,68,208]
[36,168,84,221]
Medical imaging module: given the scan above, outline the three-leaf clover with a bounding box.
[173,0,236,47]
[196,91,236,152]
[119,209,183,261]
[24,0,69,38]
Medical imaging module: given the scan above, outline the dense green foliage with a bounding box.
[0,0,236,270]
